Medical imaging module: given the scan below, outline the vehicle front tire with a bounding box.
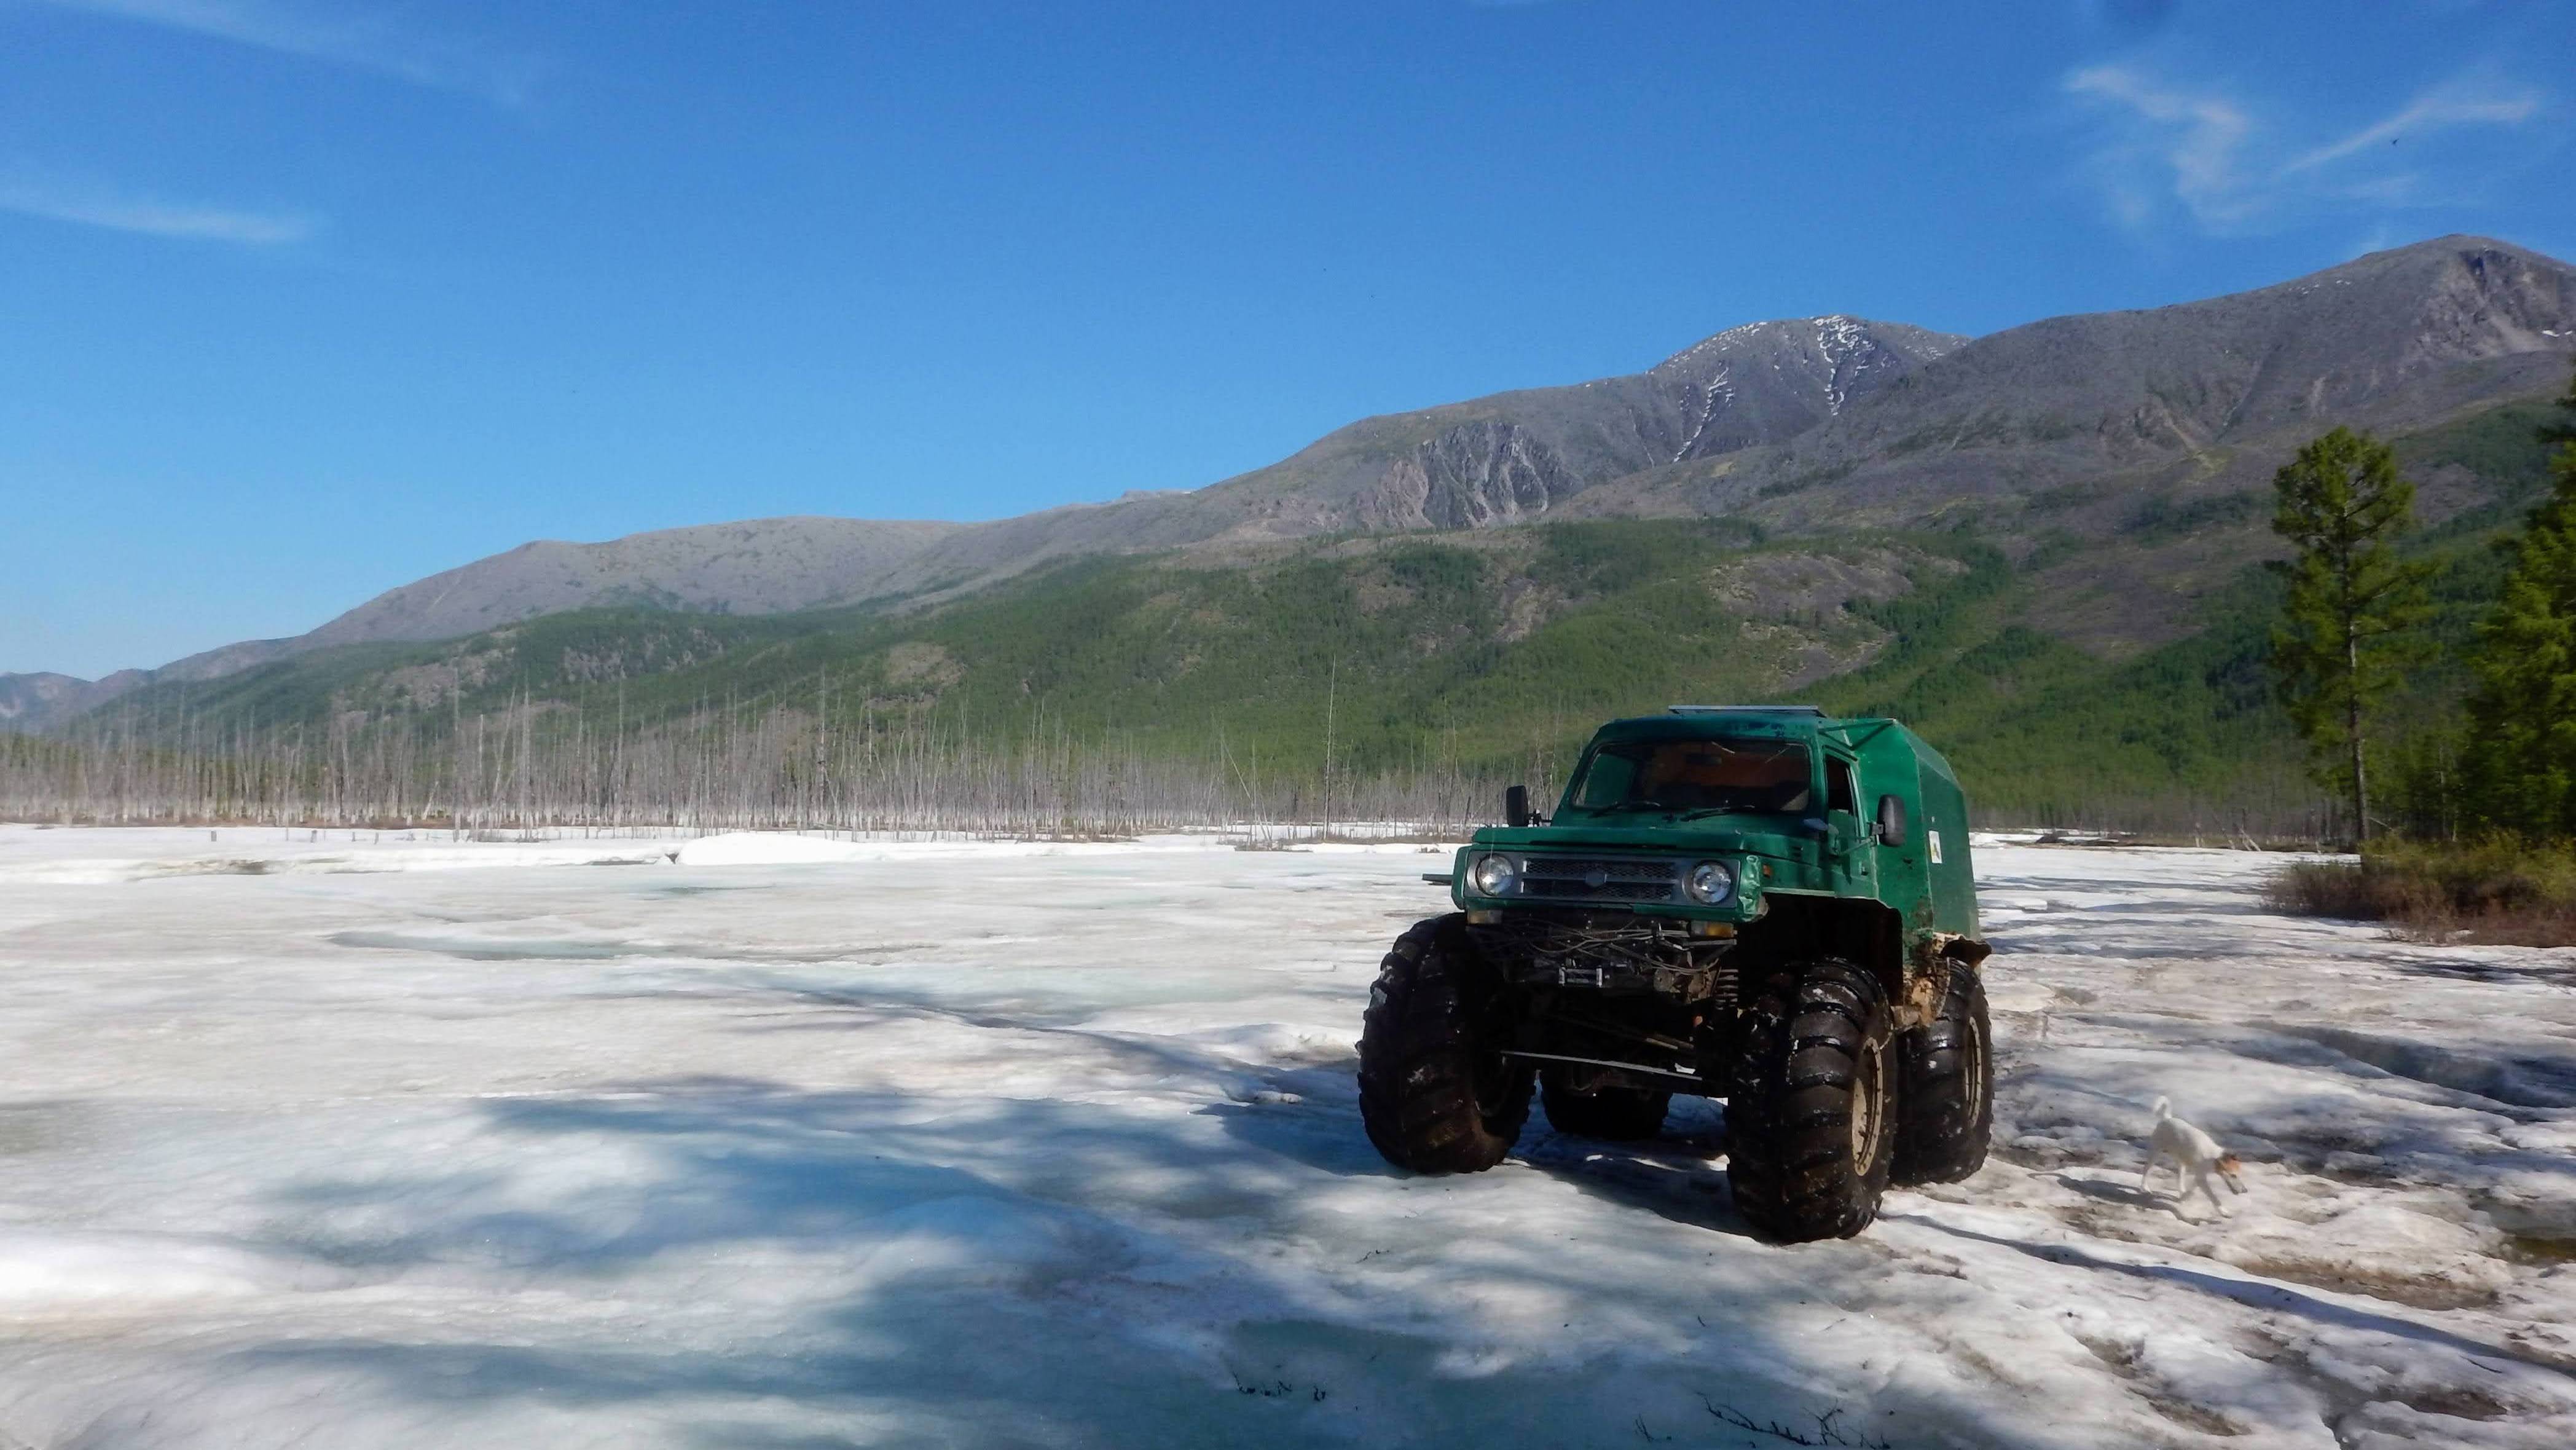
[1357,915,1533,1173]
[1893,966,1993,1185]
[1724,956,1898,1242]
[1540,1071,1671,1141]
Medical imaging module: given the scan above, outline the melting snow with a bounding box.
[1672,363,1738,462]
[0,826,2570,1446]
[1807,315,1882,415]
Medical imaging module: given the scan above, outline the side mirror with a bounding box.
[1506,784,1533,829]
[1875,794,1908,848]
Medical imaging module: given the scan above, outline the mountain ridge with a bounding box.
[19,385,2562,830]
[10,234,2572,734]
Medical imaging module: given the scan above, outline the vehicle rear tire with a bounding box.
[1357,915,1533,1173]
[1724,956,1897,1242]
[1893,966,1992,1185]
[1540,1071,1671,1141]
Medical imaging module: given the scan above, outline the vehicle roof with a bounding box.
[1588,709,1900,743]
[1584,712,1963,792]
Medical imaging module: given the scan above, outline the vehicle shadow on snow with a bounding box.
[1186,1066,1759,1238]
[221,1080,1429,1445]
[678,977,1767,1248]
[1506,1100,1759,1239]
[221,1074,1991,1449]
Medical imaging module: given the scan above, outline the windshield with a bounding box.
[1566,736,1815,816]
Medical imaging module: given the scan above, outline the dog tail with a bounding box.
[2152,1096,2171,1120]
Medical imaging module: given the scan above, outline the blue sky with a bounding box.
[4,0,2570,678]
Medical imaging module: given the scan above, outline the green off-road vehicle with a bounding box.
[1359,706,1992,1242]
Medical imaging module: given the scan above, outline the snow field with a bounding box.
[0,826,2569,1446]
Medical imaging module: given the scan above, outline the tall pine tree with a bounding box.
[2465,367,2576,838]
[2269,427,2432,843]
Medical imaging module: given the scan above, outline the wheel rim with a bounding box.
[1850,1037,1887,1167]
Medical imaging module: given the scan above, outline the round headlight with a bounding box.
[1685,861,1734,904]
[1471,853,1517,896]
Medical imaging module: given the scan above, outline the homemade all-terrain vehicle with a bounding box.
[1358,706,1992,1242]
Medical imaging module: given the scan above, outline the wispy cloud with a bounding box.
[28,0,534,103]
[2283,81,2542,173]
[2064,64,2550,236]
[0,173,316,245]
[2064,65,2256,229]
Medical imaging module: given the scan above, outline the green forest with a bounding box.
[20,392,2569,838]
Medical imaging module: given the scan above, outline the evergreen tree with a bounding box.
[2465,367,2576,837]
[2268,427,2432,842]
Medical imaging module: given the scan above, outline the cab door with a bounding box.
[1822,749,1871,888]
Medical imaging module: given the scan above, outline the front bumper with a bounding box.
[1465,910,1739,1005]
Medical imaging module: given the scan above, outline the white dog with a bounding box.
[2143,1097,2245,1218]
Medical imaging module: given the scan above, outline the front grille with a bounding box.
[1514,855,1683,904]
[1467,913,1737,1005]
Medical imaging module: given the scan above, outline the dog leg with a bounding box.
[2169,1167,2202,1219]
[2194,1170,2231,1219]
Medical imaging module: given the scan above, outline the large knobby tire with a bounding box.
[1724,957,1898,1242]
[1541,1070,1671,1141]
[1893,966,1993,1185]
[1357,915,1533,1173]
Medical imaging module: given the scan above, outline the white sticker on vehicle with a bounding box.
[1928,831,1944,864]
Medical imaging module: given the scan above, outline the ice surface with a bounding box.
[0,825,2570,1446]
[675,831,874,866]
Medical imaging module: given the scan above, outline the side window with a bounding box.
[1826,758,1858,816]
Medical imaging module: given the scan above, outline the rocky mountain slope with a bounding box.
[9,235,2571,735]
[1622,234,2575,526]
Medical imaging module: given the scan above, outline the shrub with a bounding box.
[2265,837,2576,945]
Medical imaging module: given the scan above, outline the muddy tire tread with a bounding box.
[1724,956,1896,1242]
[1893,966,1993,1185]
[1356,916,1530,1173]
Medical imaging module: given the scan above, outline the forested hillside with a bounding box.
[35,389,2553,835]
